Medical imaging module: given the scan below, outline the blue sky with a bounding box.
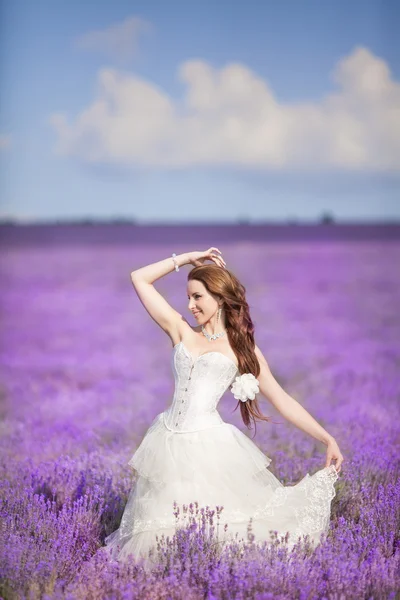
[1,0,399,223]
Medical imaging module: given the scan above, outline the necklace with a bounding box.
[201,324,227,342]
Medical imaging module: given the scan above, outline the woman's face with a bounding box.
[187,280,219,323]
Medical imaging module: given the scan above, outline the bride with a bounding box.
[104,247,344,568]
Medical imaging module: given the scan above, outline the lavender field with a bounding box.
[0,226,399,599]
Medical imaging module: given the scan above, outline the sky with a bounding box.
[0,0,399,224]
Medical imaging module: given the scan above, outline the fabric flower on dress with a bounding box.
[231,373,260,402]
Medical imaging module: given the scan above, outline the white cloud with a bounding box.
[75,16,151,63]
[0,134,11,150]
[50,46,400,171]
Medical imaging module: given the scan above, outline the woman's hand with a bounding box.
[187,248,227,269]
[325,437,344,473]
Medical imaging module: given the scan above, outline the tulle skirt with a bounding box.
[104,412,339,569]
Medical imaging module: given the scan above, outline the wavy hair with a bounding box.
[188,264,279,437]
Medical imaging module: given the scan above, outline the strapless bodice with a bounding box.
[162,341,239,433]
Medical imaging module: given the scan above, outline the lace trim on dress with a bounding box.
[114,464,338,540]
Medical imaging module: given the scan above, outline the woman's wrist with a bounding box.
[171,252,190,270]
[175,252,191,268]
[322,434,336,446]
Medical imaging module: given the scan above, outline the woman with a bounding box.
[104,247,343,568]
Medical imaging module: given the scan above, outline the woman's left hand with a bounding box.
[188,248,226,269]
[325,437,344,473]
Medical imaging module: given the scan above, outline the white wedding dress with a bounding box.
[104,341,339,567]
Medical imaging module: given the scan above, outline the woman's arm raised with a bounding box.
[130,252,190,341]
[130,248,226,342]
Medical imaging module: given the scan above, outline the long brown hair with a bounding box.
[188,264,278,437]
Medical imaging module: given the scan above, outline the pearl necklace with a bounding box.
[201,324,227,342]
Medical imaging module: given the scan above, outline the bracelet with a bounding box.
[171,253,179,272]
